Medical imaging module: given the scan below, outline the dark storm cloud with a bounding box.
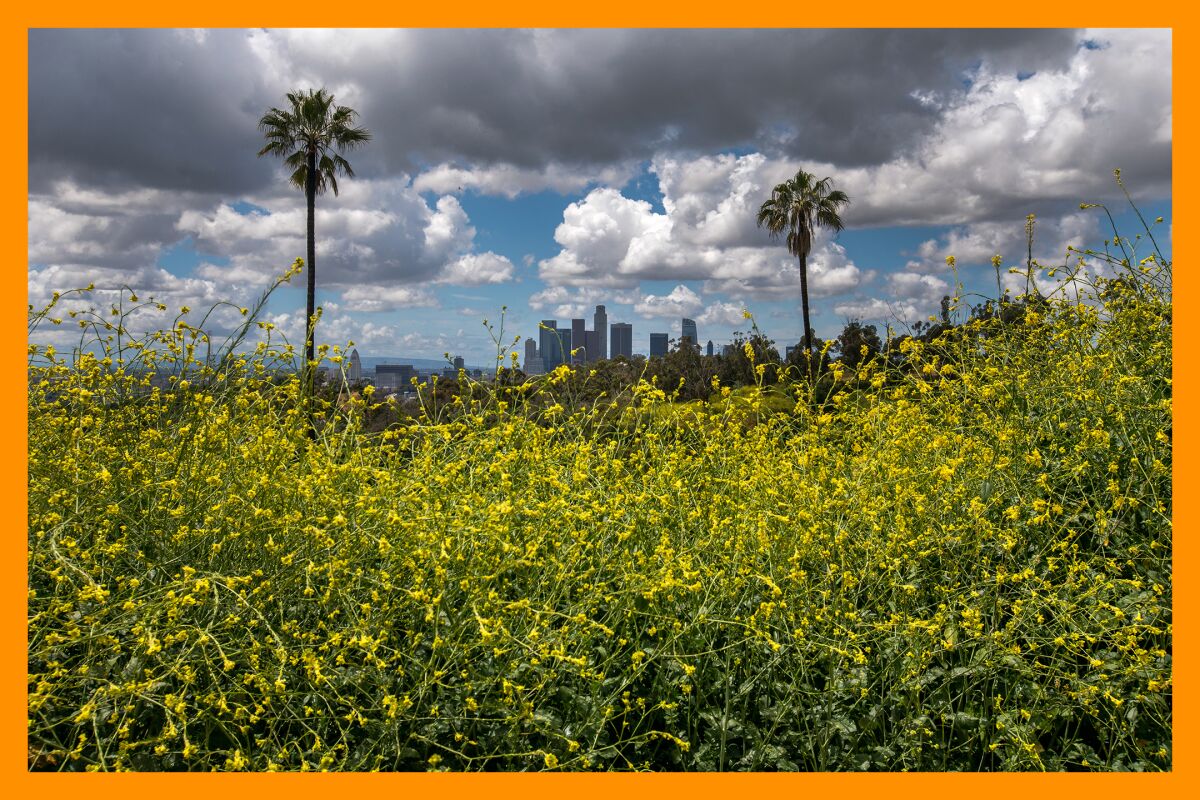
[330,28,1081,171]
[29,28,279,195]
[30,28,1084,195]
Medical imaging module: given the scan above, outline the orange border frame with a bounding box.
[3,6,1189,799]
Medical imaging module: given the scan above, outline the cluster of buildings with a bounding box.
[324,350,478,394]
[522,308,715,375]
[323,307,731,387]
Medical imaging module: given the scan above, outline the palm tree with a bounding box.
[756,170,850,363]
[257,88,371,377]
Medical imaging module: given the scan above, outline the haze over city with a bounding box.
[28,28,1171,365]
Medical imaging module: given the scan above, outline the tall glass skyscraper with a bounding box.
[681,318,698,348]
[539,321,562,369]
[610,322,633,360]
[649,333,668,358]
[572,318,587,363]
[594,305,608,361]
[523,337,544,374]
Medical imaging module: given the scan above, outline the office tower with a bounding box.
[524,337,537,364]
[706,340,714,357]
[375,364,416,391]
[610,322,633,360]
[539,320,561,370]
[594,305,608,361]
[560,328,573,364]
[348,348,362,382]
[453,355,465,371]
[650,333,669,358]
[572,319,587,364]
[681,318,698,348]
[585,330,599,363]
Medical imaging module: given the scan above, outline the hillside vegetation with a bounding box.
[28,253,1171,771]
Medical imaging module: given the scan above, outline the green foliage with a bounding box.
[27,248,1171,772]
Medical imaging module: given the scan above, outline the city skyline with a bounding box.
[28,29,1172,365]
[520,309,717,373]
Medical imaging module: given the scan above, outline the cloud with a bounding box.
[422,195,474,263]
[886,273,952,304]
[174,177,514,293]
[653,152,790,248]
[30,29,1091,198]
[29,29,280,195]
[632,285,703,319]
[436,252,515,286]
[903,211,1103,273]
[828,29,1171,226]
[27,28,1170,359]
[538,188,678,287]
[339,285,439,313]
[332,28,1079,172]
[832,298,923,325]
[703,240,871,300]
[413,161,638,198]
[696,302,749,328]
[537,183,870,299]
[27,262,260,352]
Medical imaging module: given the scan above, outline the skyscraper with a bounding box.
[572,318,587,364]
[539,320,561,370]
[348,348,362,382]
[706,340,714,357]
[594,305,608,361]
[610,322,633,360]
[681,318,698,349]
[375,364,415,390]
[585,330,599,363]
[525,338,544,376]
[649,333,668,358]
[453,355,465,371]
[560,328,573,364]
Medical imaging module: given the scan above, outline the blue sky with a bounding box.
[29,29,1172,367]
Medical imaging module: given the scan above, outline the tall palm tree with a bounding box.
[756,170,850,362]
[257,88,370,375]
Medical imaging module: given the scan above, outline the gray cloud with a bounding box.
[30,28,1085,197]
[27,28,1170,355]
[29,29,280,195]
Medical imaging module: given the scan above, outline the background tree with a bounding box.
[834,319,882,369]
[757,170,850,367]
[646,338,715,400]
[718,333,782,387]
[258,88,371,383]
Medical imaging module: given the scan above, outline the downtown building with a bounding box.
[523,337,545,374]
[375,363,416,391]
[681,318,699,349]
[610,322,633,360]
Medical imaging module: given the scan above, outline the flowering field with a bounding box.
[28,258,1171,771]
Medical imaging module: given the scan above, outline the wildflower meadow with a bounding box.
[28,235,1171,771]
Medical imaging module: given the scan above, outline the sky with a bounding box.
[27,28,1172,366]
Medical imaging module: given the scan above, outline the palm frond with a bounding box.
[258,89,371,185]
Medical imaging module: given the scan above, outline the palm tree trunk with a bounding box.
[799,252,814,370]
[305,149,317,440]
[305,149,317,370]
